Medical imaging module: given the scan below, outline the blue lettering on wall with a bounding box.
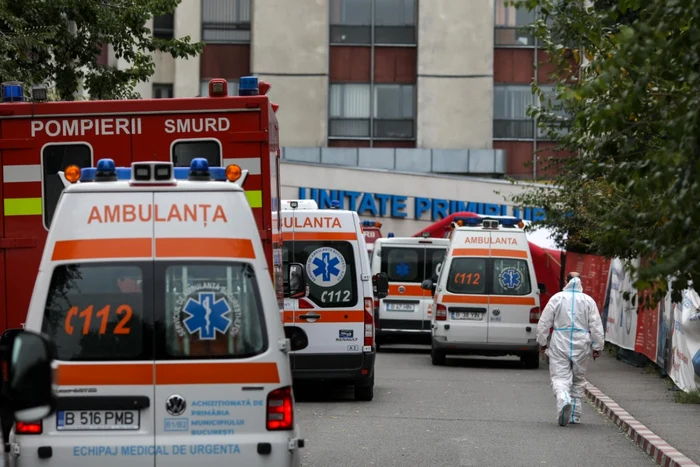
[299,187,547,221]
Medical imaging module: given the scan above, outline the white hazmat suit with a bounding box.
[537,277,605,426]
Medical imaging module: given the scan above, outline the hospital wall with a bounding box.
[279,162,548,237]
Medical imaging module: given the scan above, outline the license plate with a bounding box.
[56,410,139,430]
[451,311,482,320]
[386,303,415,311]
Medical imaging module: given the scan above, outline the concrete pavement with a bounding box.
[295,346,657,467]
[585,352,700,465]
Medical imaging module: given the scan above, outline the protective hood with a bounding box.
[563,277,583,293]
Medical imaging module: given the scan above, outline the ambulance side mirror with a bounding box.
[538,283,547,294]
[1,330,57,423]
[286,263,307,299]
[421,279,436,293]
[373,272,389,299]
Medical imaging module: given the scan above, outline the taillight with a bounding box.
[298,298,314,309]
[436,304,447,321]
[364,298,374,346]
[266,386,293,430]
[530,307,541,323]
[15,421,42,435]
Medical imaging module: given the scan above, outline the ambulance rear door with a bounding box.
[35,190,156,466]
[152,190,274,465]
[283,210,365,376]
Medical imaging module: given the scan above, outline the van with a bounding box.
[370,237,449,349]
[10,159,304,466]
[281,201,388,401]
[423,216,546,369]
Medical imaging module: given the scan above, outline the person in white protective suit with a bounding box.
[536,273,605,426]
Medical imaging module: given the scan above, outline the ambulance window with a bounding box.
[426,248,446,281]
[172,141,221,167]
[492,258,532,296]
[382,247,422,282]
[160,262,268,359]
[41,263,149,361]
[447,258,487,294]
[42,144,92,228]
[283,241,358,308]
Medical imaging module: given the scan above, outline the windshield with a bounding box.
[283,241,358,308]
[446,258,532,295]
[381,246,446,283]
[42,261,267,361]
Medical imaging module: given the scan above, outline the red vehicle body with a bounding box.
[413,211,562,308]
[0,78,282,333]
[360,220,383,258]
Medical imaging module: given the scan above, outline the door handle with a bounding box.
[299,313,321,320]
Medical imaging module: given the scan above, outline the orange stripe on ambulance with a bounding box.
[31,118,143,137]
[86,204,228,225]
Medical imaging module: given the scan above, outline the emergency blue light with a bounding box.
[388,232,395,238]
[456,217,482,226]
[330,200,341,209]
[238,76,259,96]
[96,158,116,173]
[497,217,523,227]
[2,82,24,102]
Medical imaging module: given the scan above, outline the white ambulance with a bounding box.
[423,216,545,369]
[370,237,449,349]
[10,159,305,466]
[280,200,388,401]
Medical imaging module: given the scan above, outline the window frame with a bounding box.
[170,138,223,167]
[153,13,175,39]
[283,240,360,309]
[41,142,94,231]
[329,0,417,46]
[155,260,270,361]
[445,257,533,296]
[152,83,174,99]
[493,84,536,141]
[494,0,537,48]
[41,261,155,362]
[201,0,252,44]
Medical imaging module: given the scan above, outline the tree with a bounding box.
[509,0,700,303]
[0,0,203,100]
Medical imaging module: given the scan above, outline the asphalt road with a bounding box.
[295,345,657,467]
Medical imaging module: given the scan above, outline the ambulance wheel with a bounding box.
[354,376,374,401]
[522,353,540,369]
[431,348,446,366]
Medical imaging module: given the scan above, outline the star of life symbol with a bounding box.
[174,283,242,340]
[306,247,346,287]
[499,268,522,290]
[395,263,410,277]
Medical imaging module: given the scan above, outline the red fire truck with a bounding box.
[0,77,282,333]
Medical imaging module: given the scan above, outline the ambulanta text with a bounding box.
[283,216,342,229]
[87,204,228,226]
[31,118,143,137]
[464,236,518,245]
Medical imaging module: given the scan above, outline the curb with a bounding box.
[585,383,700,467]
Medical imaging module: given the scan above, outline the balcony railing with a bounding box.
[281,147,506,176]
[494,26,535,47]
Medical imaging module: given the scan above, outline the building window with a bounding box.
[199,79,239,97]
[153,84,174,99]
[493,84,535,139]
[494,0,536,47]
[536,84,569,140]
[329,83,371,138]
[202,0,251,43]
[153,13,174,39]
[329,83,415,140]
[373,84,415,139]
[330,0,417,46]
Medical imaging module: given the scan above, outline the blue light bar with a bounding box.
[456,217,482,226]
[2,82,24,102]
[238,76,259,96]
[330,200,340,209]
[79,167,131,181]
[498,217,523,227]
[388,232,395,238]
